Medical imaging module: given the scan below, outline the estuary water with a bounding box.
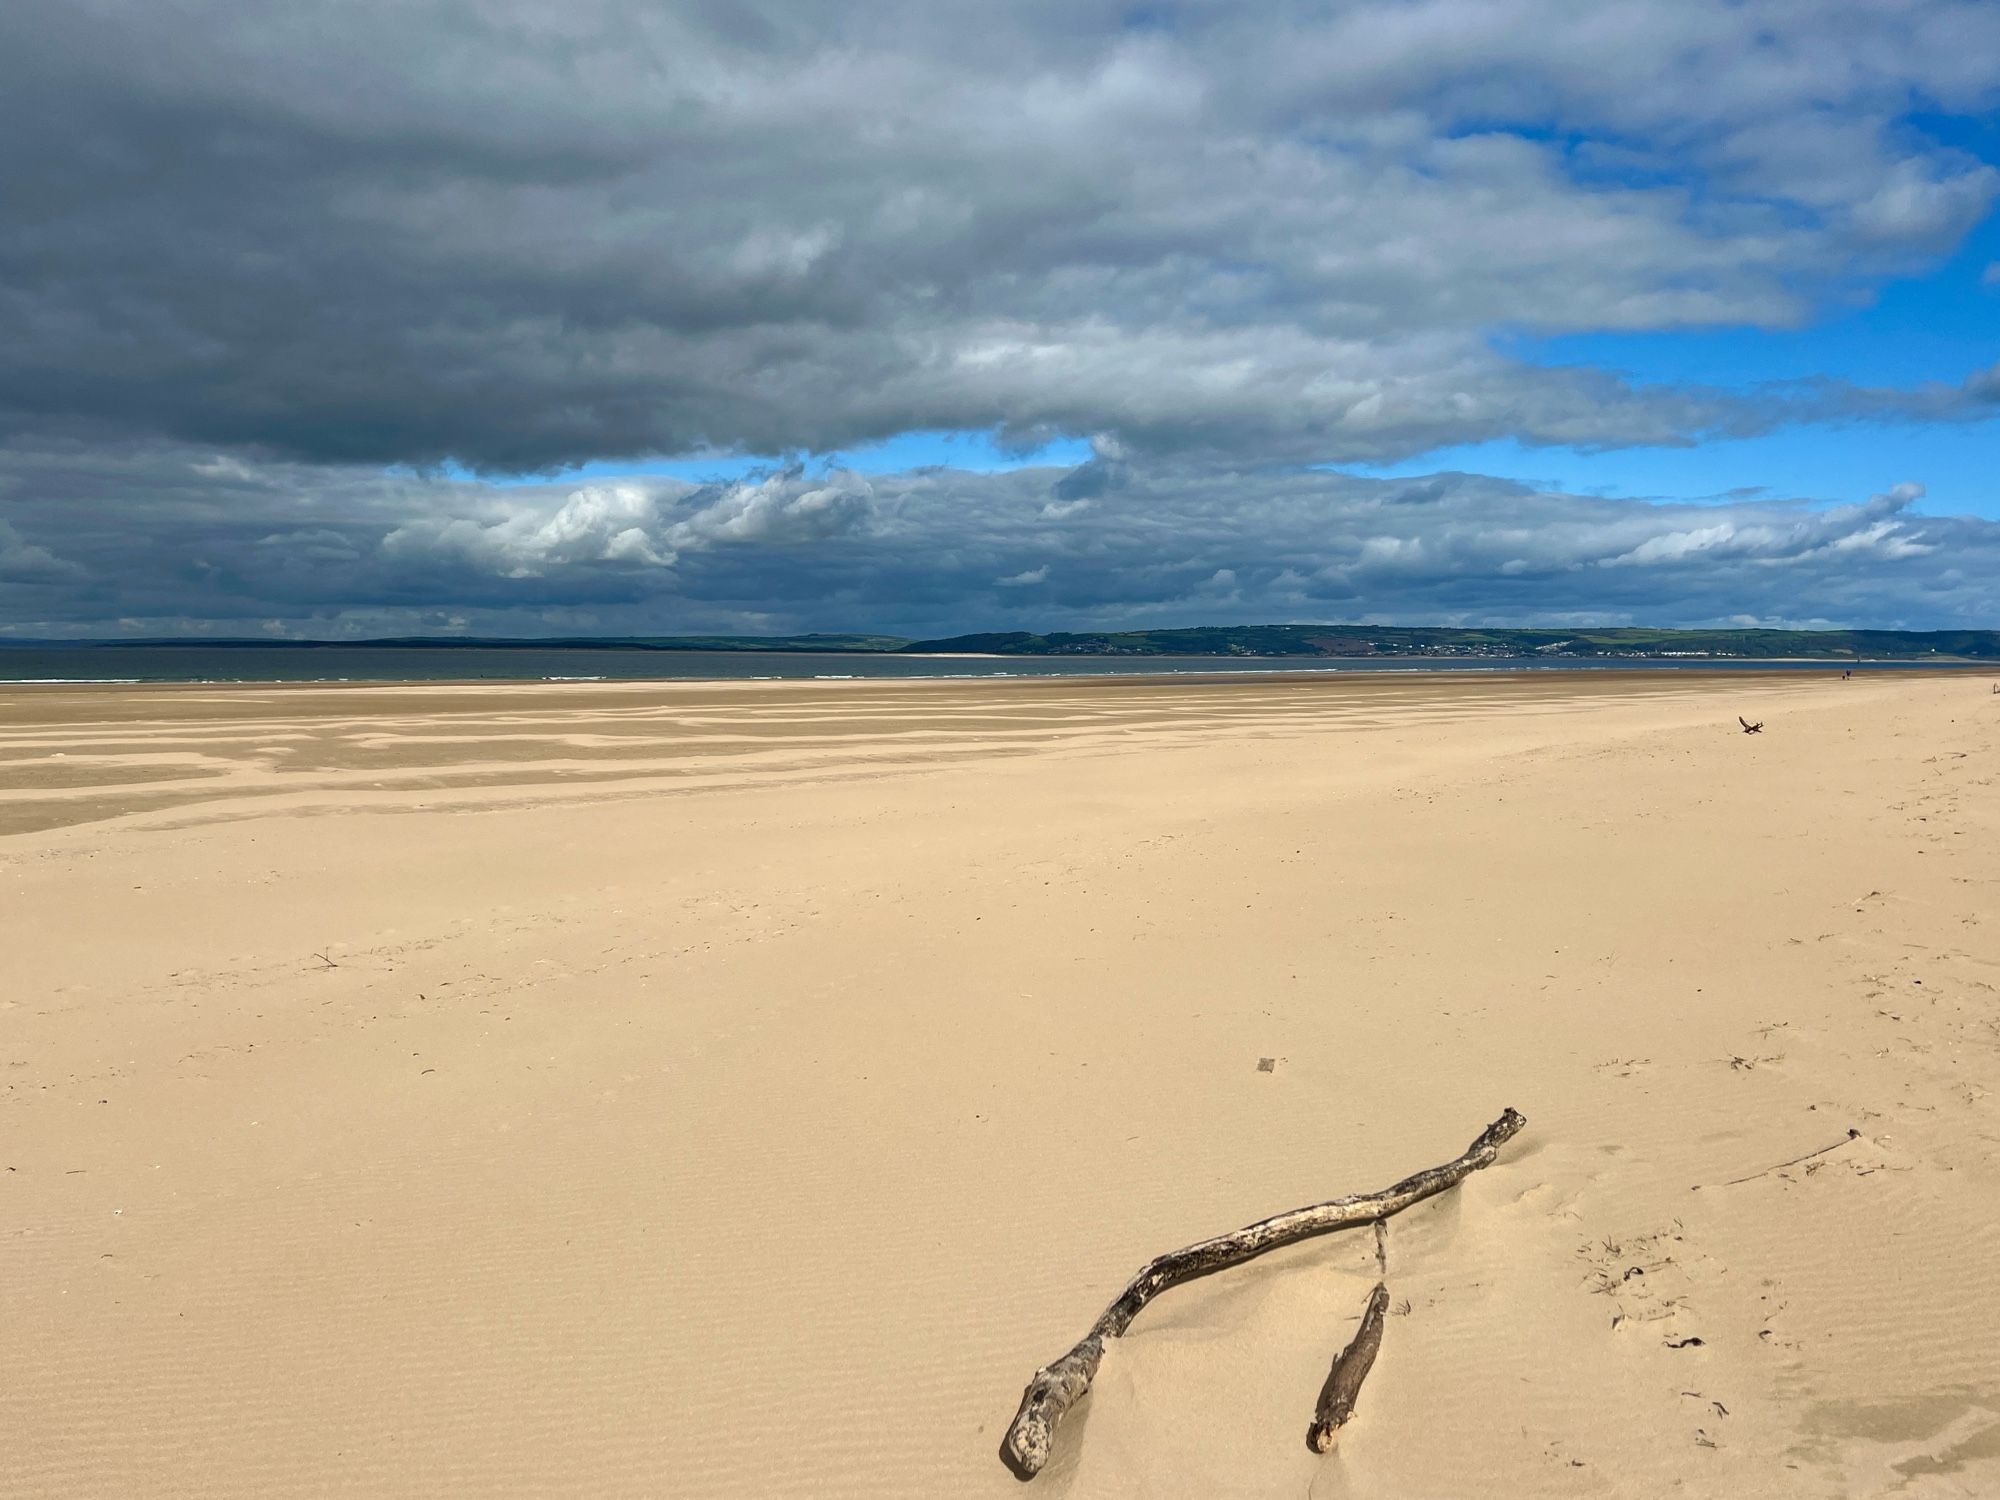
[0,644,1959,684]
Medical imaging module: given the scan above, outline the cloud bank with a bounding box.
[4,439,1995,638]
[1,0,1997,632]
[3,0,1998,470]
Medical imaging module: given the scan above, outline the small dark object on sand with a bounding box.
[1738,717,1764,735]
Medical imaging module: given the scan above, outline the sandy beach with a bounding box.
[3,669,1997,1498]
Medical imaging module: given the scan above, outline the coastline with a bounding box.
[0,655,1986,690]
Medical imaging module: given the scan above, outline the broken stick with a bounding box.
[1694,1128,1862,1190]
[1001,1107,1526,1479]
[1308,1281,1389,1452]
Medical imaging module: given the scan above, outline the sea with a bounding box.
[0,645,1961,685]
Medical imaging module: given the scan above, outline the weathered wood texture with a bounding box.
[1001,1107,1526,1478]
[1307,1281,1389,1452]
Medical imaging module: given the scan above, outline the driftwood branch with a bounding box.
[1308,1282,1389,1452]
[1001,1107,1526,1479]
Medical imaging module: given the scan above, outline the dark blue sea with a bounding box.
[0,645,1955,684]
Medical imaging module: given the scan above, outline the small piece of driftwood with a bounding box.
[1308,1281,1389,1452]
[1001,1107,1526,1479]
[1694,1128,1861,1190]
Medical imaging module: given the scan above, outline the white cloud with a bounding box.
[384,484,677,576]
[378,469,880,579]
[662,470,876,549]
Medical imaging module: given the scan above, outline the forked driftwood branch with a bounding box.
[1001,1107,1526,1479]
[1308,1281,1389,1452]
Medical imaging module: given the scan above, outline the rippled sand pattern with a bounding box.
[0,672,1831,837]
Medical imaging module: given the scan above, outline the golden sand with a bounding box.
[3,670,1997,1496]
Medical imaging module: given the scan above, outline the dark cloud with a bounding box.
[2,437,1995,636]
[1,0,1997,469]
[3,1,1997,636]
[0,518,81,583]
[1050,437,1130,501]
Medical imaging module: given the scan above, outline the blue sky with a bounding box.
[466,430,1098,491]
[1380,210,2000,517]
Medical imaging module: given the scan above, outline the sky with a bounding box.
[2,0,1999,640]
